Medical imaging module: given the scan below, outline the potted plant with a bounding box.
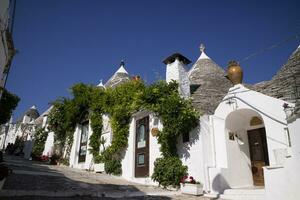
[94,162,105,173]
[180,175,203,196]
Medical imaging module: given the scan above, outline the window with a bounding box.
[137,153,145,166]
[137,124,146,148]
[182,131,189,143]
[190,84,200,94]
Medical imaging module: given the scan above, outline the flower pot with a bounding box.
[0,178,6,190]
[180,183,203,196]
[94,163,105,173]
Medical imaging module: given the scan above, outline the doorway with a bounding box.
[247,128,269,186]
[135,116,149,177]
[78,122,89,163]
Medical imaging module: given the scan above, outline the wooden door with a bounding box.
[135,116,149,177]
[247,128,269,186]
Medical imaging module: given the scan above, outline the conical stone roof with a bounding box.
[189,46,232,114]
[253,45,300,104]
[105,61,130,88]
[17,105,40,123]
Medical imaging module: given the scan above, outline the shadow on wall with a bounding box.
[179,125,200,160]
[212,173,230,194]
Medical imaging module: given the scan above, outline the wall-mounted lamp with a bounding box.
[235,134,244,145]
[283,103,294,119]
[229,132,244,145]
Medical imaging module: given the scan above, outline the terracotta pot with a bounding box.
[227,61,243,85]
[151,128,159,137]
[132,75,141,81]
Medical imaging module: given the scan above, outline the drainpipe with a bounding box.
[204,115,217,196]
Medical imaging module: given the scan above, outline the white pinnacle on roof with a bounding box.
[116,60,128,74]
[188,43,211,76]
[292,44,300,55]
[197,43,210,60]
[31,105,37,110]
[97,79,105,87]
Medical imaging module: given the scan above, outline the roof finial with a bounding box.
[97,79,105,87]
[196,43,210,60]
[200,43,205,52]
[116,60,128,74]
[120,60,125,67]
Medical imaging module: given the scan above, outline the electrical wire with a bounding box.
[241,33,300,62]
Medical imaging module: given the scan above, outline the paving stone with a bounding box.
[1,155,210,200]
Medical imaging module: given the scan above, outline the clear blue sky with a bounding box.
[6,0,300,119]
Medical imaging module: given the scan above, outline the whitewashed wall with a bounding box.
[4,123,16,146]
[69,121,93,170]
[177,118,205,188]
[121,112,162,185]
[100,114,112,153]
[211,84,291,194]
[0,0,9,86]
[42,131,54,156]
[166,59,190,98]
[264,116,300,200]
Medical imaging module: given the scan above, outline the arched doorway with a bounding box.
[225,109,269,186]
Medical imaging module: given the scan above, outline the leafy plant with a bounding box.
[48,79,200,187]
[0,87,20,125]
[32,128,48,157]
[104,159,122,175]
[48,83,100,160]
[152,157,188,188]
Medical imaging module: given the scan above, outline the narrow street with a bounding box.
[0,155,210,200]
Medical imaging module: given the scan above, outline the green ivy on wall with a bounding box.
[32,127,48,157]
[48,83,100,158]
[48,79,200,186]
[0,87,20,125]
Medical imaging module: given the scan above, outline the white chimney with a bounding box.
[163,53,191,98]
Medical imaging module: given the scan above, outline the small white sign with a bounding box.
[138,141,146,148]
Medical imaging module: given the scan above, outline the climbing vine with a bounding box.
[141,81,199,157]
[48,79,200,186]
[32,127,48,157]
[139,81,199,187]
[0,87,20,125]
[89,86,105,163]
[48,83,99,158]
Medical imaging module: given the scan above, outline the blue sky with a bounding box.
[6,0,300,119]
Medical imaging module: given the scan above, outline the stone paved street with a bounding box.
[0,155,212,200]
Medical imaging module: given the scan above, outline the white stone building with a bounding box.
[43,44,300,200]
[0,105,39,154]
[0,0,15,89]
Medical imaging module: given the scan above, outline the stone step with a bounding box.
[220,194,265,200]
[220,188,265,200]
[224,188,265,195]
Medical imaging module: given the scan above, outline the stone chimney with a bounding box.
[163,53,191,98]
